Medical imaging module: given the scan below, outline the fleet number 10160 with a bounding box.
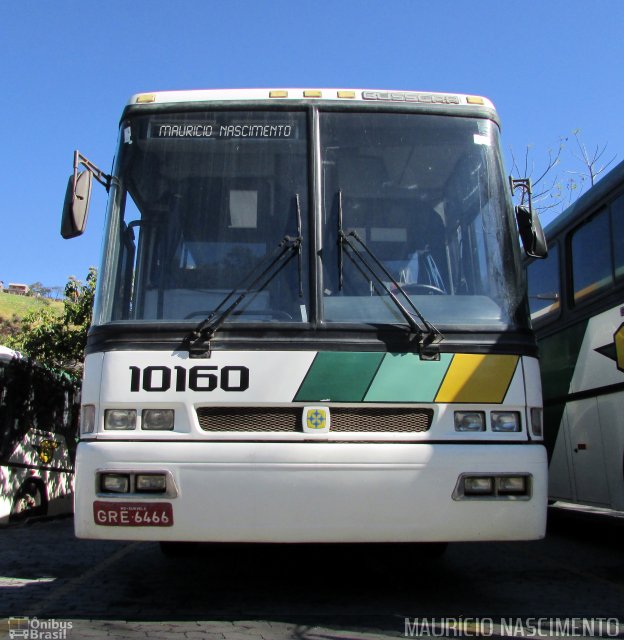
[129,365,249,392]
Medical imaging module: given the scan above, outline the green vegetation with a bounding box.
[0,292,62,320]
[5,269,96,379]
[0,293,63,345]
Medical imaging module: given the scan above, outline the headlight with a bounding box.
[100,473,130,493]
[136,474,167,492]
[454,411,485,432]
[463,476,494,495]
[104,409,137,430]
[142,409,174,431]
[497,476,528,495]
[454,473,531,500]
[491,411,521,432]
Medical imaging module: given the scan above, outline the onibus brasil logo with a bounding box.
[8,617,73,639]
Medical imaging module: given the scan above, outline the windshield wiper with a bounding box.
[186,195,303,357]
[337,190,443,353]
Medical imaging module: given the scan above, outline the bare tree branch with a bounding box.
[509,130,616,217]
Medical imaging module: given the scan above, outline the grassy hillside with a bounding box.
[0,293,63,320]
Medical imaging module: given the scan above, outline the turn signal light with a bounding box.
[530,408,543,437]
[81,404,96,434]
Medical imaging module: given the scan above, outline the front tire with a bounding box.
[10,480,48,522]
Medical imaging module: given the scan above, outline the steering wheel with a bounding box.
[394,283,446,295]
[184,309,294,320]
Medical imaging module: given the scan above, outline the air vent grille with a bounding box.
[196,406,433,433]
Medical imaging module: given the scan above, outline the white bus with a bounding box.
[62,89,548,545]
[526,159,624,514]
[0,345,79,524]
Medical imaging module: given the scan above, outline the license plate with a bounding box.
[93,501,173,527]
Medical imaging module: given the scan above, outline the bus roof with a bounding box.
[544,158,624,240]
[126,88,496,111]
[0,345,22,362]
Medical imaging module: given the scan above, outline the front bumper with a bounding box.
[75,441,547,542]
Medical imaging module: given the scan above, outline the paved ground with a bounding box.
[1,508,623,639]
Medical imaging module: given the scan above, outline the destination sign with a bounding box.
[150,122,295,139]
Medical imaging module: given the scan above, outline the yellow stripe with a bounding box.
[435,354,519,403]
[615,324,624,370]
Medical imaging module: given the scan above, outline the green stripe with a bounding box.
[539,319,588,460]
[364,353,452,402]
[539,321,588,403]
[294,352,384,402]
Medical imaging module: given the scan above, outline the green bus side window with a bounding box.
[528,243,560,322]
[571,207,612,303]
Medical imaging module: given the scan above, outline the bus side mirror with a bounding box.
[61,150,112,239]
[516,205,547,259]
[61,169,92,239]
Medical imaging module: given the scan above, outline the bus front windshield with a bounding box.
[319,112,525,329]
[94,109,527,332]
[96,111,310,325]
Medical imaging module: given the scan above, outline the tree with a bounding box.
[509,130,617,218]
[28,281,52,298]
[49,286,64,300]
[7,268,97,379]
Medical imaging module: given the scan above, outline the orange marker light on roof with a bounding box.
[304,90,322,98]
[466,96,485,105]
[135,94,156,104]
[269,90,289,98]
[337,91,356,99]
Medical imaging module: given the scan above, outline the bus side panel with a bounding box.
[564,399,611,506]
[547,407,574,502]
[542,305,624,509]
[596,394,624,511]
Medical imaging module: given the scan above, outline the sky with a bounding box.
[1,0,624,289]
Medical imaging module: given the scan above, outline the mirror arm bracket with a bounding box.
[509,176,533,210]
[74,150,112,192]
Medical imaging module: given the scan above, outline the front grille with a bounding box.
[196,406,433,433]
